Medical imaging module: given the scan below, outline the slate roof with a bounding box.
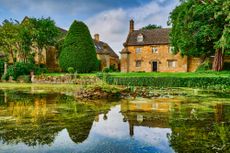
[124,28,171,46]
[94,40,119,58]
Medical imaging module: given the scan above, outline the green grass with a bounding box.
[0,83,80,93]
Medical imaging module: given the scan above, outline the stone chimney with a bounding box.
[129,19,134,33]
[94,34,100,42]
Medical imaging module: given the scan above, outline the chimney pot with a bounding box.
[94,34,100,42]
[129,19,134,33]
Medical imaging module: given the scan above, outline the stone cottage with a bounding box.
[93,34,119,70]
[120,20,202,72]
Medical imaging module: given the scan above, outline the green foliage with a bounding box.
[67,67,75,74]
[105,76,230,89]
[140,24,162,30]
[0,60,4,76]
[2,62,47,80]
[196,61,212,72]
[59,20,98,73]
[103,68,110,73]
[3,62,33,80]
[223,63,230,70]
[0,19,20,62]
[29,17,59,65]
[102,65,118,73]
[168,0,229,58]
[16,75,31,83]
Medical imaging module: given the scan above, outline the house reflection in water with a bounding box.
[120,97,228,137]
[121,98,181,137]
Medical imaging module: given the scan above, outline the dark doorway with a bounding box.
[152,62,158,72]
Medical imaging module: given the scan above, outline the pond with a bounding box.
[0,88,230,153]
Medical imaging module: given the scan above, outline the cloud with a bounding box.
[0,0,178,55]
[86,0,178,53]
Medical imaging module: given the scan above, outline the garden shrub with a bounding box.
[196,61,212,72]
[103,67,110,73]
[105,76,230,89]
[67,67,75,74]
[59,20,98,73]
[2,62,46,81]
[17,75,31,83]
[102,65,118,73]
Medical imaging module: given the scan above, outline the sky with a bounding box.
[0,0,179,55]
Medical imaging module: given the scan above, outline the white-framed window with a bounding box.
[135,48,142,54]
[168,60,177,68]
[137,34,143,42]
[136,60,142,67]
[152,47,158,53]
[169,46,174,54]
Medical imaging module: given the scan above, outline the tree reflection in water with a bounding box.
[0,90,114,146]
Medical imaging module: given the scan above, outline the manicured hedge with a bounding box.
[59,20,98,73]
[105,76,230,88]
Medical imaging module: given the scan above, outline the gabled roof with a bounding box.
[94,40,119,58]
[124,28,171,46]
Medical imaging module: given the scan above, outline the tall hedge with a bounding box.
[59,20,98,73]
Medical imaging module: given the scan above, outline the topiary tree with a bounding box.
[59,20,98,73]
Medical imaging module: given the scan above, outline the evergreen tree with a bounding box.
[59,20,98,73]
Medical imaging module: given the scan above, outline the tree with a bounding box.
[212,0,230,71]
[140,24,162,30]
[18,18,35,63]
[168,0,229,71]
[59,20,98,73]
[30,17,59,66]
[0,19,20,63]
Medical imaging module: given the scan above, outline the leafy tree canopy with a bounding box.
[168,0,229,71]
[140,24,162,30]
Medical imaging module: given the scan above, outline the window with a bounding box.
[136,60,142,67]
[169,46,174,54]
[152,47,158,53]
[168,60,177,68]
[137,34,143,42]
[136,48,142,54]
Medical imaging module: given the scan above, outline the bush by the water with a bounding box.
[59,20,98,73]
[105,76,230,89]
[2,62,47,80]
[67,67,75,74]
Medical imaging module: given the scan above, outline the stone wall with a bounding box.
[187,57,202,72]
[32,75,100,84]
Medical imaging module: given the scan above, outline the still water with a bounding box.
[0,89,230,153]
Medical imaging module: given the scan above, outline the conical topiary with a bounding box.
[59,20,98,73]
